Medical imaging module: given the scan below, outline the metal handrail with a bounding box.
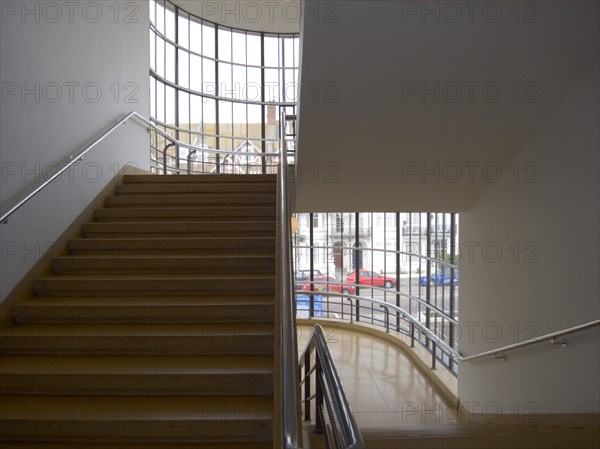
[460,319,600,361]
[0,111,279,223]
[296,290,600,363]
[278,111,301,449]
[300,291,460,360]
[294,243,459,269]
[295,279,458,324]
[298,325,365,449]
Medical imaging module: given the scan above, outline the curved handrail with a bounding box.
[296,290,600,363]
[298,325,365,449]
[0,111,279,223]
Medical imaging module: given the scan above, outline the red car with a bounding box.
[301,275,356,295]
[345,269,396,288]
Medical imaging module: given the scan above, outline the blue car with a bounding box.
[419,270,459,286]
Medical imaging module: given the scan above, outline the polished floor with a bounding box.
[297,324,459,428]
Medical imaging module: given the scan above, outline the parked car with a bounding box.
[419,269,459,286]
[345,269,396,288]
[295,269,323,290]
[301,275,356,295]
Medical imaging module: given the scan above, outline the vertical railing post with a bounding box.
[410,322,415,348]
[309,213,315,318]
[304,350,311,422]
[314,351,324,435]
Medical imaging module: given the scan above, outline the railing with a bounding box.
[148,117,282,175]
[299,324,364,449]
[295,285,599,365]
[279,112,363,449]
[0,110,282,223]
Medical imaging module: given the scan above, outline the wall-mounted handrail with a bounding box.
[460,318,600,361]
[0,111,279,223]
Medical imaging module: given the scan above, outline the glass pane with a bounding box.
[202,22,215,58]
[232,64,246,100]
[178,91,190,128]
[189,54,202,92]
[155,0,164,34]
[149,30,156,71]
[178,13,189,49]
[264,69,280,102]
[232,31,247,65]
[233,103,247,139]
[264,35,279,67]
[190,93,203,130]
[203,59,216,92]
[165,5,176,41]
[247,104,262,126]
[165,85,176,124]
[156,36,165,78]
[218,27,232,62]
[165,43,176,83]
[178,49,189,89]
[247,67,262,102]
[283,37,295,68]
[219,62,233,99]
[189,18,202,54]
[247,33,262,66]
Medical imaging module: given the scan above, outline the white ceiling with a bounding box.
[170,0,301,33]
[296,0,599,212]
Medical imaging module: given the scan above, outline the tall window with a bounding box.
[149,0,298,174]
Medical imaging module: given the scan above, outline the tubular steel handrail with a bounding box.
[294,243,459,270]
[0,110,279,223]
[279,112,363,449]
[296,289,600,364]
[298,325,365,449]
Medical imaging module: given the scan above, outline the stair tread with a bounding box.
[0,355,273,374]
[54,254,274,261]
[0,395,273,420]
[36,274,275,280]
[123,174,276,183]
[15,296,274,306]
[0,323,274,337]
[0,443,272,449]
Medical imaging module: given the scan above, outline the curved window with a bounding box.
[149,0,298,174]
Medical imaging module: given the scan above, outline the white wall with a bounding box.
[0,1,150,301]
[296,0,599,212]
[458,63,599,414]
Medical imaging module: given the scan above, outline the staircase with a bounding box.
[0,174,278,448]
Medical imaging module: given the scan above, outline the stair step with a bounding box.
[68,237,275,254]
[34,274,275,296]
[0,395,273,443]
[94,207,275,222]
[0,323,274,355]
[123,174,276,184]
[0,443,273,449]
[0,355,273,395]
[82,221,276,238]
[106,194,276,207]
[115,183,276,195]
[13,296,274,324]
[52,255,275,274]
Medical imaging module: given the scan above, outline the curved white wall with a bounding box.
[0,1,150,302]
